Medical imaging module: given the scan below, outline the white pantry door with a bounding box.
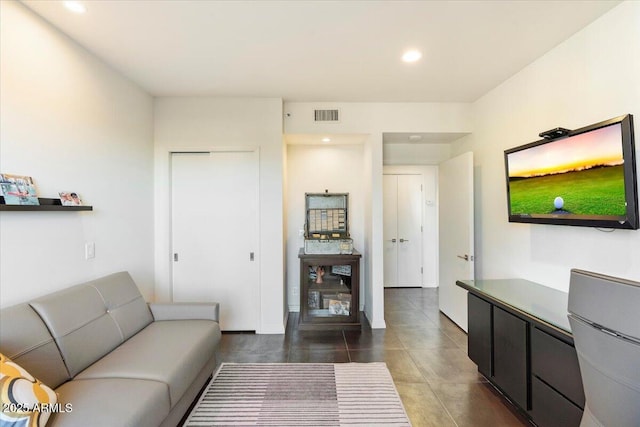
[383,174,423,287]
[438,152,474,332]
[171,151,259,331]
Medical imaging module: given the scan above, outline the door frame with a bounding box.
[383,173,424,287]
[168,146,261,324]
[383,165,439,288]
[155,143,286,335]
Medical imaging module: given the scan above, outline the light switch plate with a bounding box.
[85,242,95,259]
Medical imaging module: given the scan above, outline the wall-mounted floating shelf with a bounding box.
[0,197,93,211]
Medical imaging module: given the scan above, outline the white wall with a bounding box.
[153,97,285,333]
[286,144,365,311]
[284,102,472,327]
[361,134,378,326]
[452,1,640,290]
[282,138,289,325]
[384,143,452,165]
[383,165,439,287]
[0,0,155,307]
[284,103,472,135]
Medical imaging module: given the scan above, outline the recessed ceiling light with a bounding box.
[322,137,331,143]
[402,49,422,63]
[64,1,87,14]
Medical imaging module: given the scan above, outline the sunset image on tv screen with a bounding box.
[507,124,626,217]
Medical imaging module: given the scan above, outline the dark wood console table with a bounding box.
[298,249,361,331]
[456,279,585,427]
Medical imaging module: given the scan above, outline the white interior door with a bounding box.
[383,174,423,287]
[397,175,423,286]
[383,175,399,287]
[171,151,259,331]
[438,152,474,332]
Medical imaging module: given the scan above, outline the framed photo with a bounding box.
[59,192,83,206]
[308,290,320,309]
[0,174,39,205]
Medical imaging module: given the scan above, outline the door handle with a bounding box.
[388,238,397,243]
[399,238,409,243]
[457,254,469,261]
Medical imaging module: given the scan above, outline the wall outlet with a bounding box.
[85,242,95,260]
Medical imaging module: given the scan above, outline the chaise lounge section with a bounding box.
[0,271,221,427]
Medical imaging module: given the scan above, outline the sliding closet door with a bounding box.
[171,150,259,331]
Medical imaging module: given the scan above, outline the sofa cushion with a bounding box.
[0,352,58,427]
[0,304,70,388]
[89,272,153,340]
[30,284,124,377]
[149,302,219,322]
[75,320,220,406]
[50,378,170,427]
[29,272,153,378]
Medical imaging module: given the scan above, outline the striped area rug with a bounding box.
[185,362,411,426]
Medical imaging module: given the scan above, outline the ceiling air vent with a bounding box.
[314,109,340,123]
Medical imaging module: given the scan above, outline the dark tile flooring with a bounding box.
[215,288,530,427]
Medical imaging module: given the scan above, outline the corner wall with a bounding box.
[0,0,155,307]
[454,1,640,289]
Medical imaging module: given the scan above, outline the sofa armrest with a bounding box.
[148,302,219,322]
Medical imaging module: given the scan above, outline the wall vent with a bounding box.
[314,109,340,123]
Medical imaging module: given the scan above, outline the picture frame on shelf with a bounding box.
[59,192,83,206]
[0,173,39,205]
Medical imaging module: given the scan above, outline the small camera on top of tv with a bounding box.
[539,127,572,140]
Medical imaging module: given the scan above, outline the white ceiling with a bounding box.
[21,0,619,103]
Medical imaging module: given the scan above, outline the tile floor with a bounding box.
[215,287,531,427]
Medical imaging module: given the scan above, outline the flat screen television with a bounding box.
[504,114,638,229]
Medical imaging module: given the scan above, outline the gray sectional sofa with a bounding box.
[0,272,221,427]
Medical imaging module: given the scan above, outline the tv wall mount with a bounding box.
[539,127,572,140]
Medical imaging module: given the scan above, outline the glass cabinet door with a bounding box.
[306,264,353,317]
[298,249,361,330]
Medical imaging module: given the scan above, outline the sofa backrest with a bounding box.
[0,303,70,389]
[88,271,154,341]
[29,271,153,377]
